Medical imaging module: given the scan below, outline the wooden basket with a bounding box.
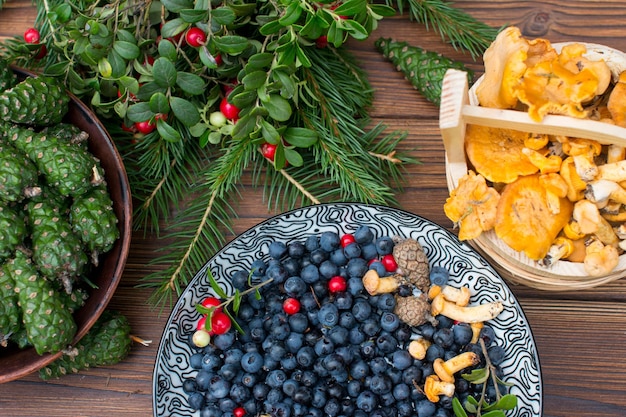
[439,43,626,290]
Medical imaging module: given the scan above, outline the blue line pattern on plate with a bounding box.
[153,203,542,417]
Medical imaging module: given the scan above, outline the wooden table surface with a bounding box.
[2,1,626,416]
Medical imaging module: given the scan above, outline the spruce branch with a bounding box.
[389,0,502,59]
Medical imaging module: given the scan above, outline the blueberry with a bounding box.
[190,352,204,369]
[241,372,258,387]
[266,369,287,388]
[347,276,365,296]
[183,378,198,393]
[268,240,288,259]
[319,231,341,252]
[314,337,335,356]
[300,263,320,284]
[391,350,413,370]
[296,346,316,368]
[208,375,231,399]
[327,325,349,346]
[361,318,381,337]
[452,322,473,346]
[479,326,497,346]
[368,260,387,277]
[199,405,221,417]
[375,332,398,353]
[240,351,263,373]
[318,260,339,279]
[487,345,507,365]
[201,353,222,371]
[369,374,392,395]
[250,259,267,276]
[288,313,309,333]
[401,365,422,385]
[429,266,449,287]
[433,327,454,348]
[347,379,362,397]
[377,293,396,311]
[348,326,366,345]
[352,299,372,322]
[346,257,368,278]
[266,263,288,284]
[213,331,235,350]
[356,390,378,412]
[339,311,357,329]
[187,392,205,410]
[288,241,306,258]
[397,284,412,297]
[281,353,298,371]
[324,398,341,417]
[415,399,437,417]
[418,322,436,340]
[329,248,348,266]
[343,242,362,259]
[309,248,329,265]
[283,275,307,297]
[353,225,374,244]
[195,369,212,390]
[425,343,445,362]
[375,236,394,255]
[305,235,319,251]
[394,322,412,343]
[282,257,300,277]
[231,270,249,290]
[360,242,379,261]
[219,397,237,412]
[334,291,353,310]
[318,303,339,327]
[252,382,270,400]
[369,356,388,374]
[360,340,378,359]
[301,370,318,387]
[218,363,239,381]
[311,387,328,408]
[397,400,414,417]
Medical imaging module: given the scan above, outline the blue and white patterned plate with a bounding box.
[152,203,543,417]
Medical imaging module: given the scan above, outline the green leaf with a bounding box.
[231,113,258,140]
[462,367,490,384]
[137,82,168,101]
[273,70,296,99]
[259,20,283,36]
[97,57,113,78]
[369,4,397,17]
[107,49,127,78]
[278,2,303,26]
[176,72,206,95]
[160,18,188,39]
[170,97,201,126]
[300,14,329,40]
[452,398,468,417]
[113,40,140,60]
[261,120,280,144]
[295,43,312,67]
[284,147,303,167]
[232,290,241,313]
[480,411,507,417]
[246,53,274,70]
[283,127,318,147]
[158,39,178,61]
[208,131,222,145]
[117,29,137,44]
[213,35,250,54]
[483,394,518,411]
[207,270,228,299]
[199,46,220,68]
[119,76,140,95]
[333,0,367,16]
[242,70,267,90]
[342,19,369,40]
[326,21,342,48]
[156,118,181,142]
[149,92,170,114]
[161,0,194,13]
[179,9,209,23]
[51,4,72,23]
[127,102,154,123]
[153,57,178,88]
[211,7,236,26]
[263,94,292,122]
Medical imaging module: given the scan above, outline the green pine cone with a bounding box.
[0,75,69,126]
[6,249,77,355]
[0,59,16,93]
[26,197,88,293]
[0,262,22,346]
[70,186,119,262]
[39,310,131,380]
[0,205,27,261]
[375,38,474,106]
[7,125,99,197]
[0,141,41,203]
[42,123,89,148]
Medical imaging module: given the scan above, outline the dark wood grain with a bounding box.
[2,1,626,416]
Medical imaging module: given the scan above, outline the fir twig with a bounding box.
[389,0,502,59]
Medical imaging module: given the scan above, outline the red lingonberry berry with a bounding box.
[261,143,277,161]
[23,28,41,44]
[185,27,207,47]
[315,35,328,49]
[201,296,222,311]
[220,97,240,121]
[233,407,246,417]
[340,234,356,248]
[210,311,232,335]
[328,276,347,293]
[283,298,301,315]
[196,315,207,331]
[380,254,398,272]
[134,120,156,134]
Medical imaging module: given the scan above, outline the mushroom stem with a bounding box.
[424,375,455,403]
[573,200,619,246]
[539,236,575,267]
[585,179,626,206]
[428,284,471,307]
[430,293,504,323]
[433,351,480,383]
[470,322,484,344]
[362,269,400,295]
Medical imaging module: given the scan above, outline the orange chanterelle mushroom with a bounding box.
[464,124,539,184]
[444,171,500,241]
[494,174,573,260]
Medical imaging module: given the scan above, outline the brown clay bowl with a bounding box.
[0,67,132,383]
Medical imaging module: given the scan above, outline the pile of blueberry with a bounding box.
[182,225,507,417]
